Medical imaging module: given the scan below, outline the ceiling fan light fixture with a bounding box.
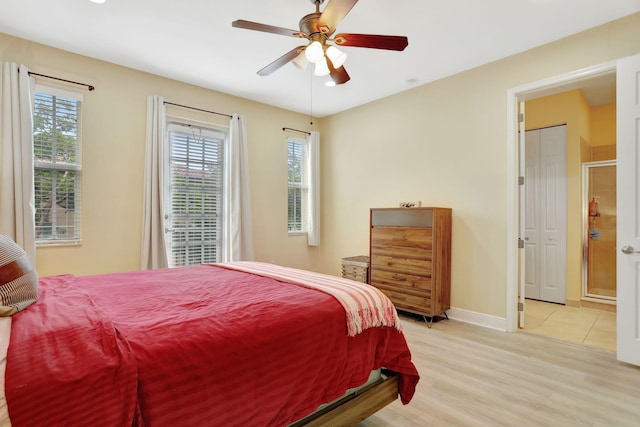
[313,57,330,77]
[292,50,309,71]
[305,41,325,63]
[326,46,347,68]
[232,1,408,85]
[325,80,336,87]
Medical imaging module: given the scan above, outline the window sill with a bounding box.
[288,231,308,236]
[36,240,82,248]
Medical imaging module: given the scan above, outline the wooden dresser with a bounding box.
[369,207,452,321]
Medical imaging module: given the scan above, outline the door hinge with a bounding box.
[518,113,524,123]
[518,238,525,249]
[518,302,524,312]
[519,176,525,185]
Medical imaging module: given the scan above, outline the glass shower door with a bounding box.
[583,161,617,301]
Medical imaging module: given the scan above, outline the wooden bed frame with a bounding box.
[292,372,399,426]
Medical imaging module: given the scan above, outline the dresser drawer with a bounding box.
[371,226,432,251]
[370,253,432,274]
[370,269,432,293]
[376,287,432,314]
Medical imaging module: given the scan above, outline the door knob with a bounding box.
[621,245,640,254]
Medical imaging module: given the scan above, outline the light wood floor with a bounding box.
[358,316,640,427]
[523,299,616,351]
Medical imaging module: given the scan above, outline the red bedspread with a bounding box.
[5,275,138,427]
[6,264,419,426]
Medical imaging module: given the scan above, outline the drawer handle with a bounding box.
[391,275,407,281]
[391,237,407,241]
[391,294,406,300]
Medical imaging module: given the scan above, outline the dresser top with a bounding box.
[370,207,451,211]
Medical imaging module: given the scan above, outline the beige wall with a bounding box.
[1,33,318,276]
[2,12,640,321]
[591,103,617,147]
[590,103,617,161]
[318,13,640,318]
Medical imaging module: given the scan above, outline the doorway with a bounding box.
[519,92,616,351]
[505,61,618,334]
[508,54,640,366]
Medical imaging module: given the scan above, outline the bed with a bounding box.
[2,261,419,426]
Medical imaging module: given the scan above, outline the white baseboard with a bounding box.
[445,307,507,332]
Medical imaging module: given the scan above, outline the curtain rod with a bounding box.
[282,127,311,135]
[28,72,95,91]
[164,101,233,119]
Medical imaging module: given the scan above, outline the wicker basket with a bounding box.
[341,255,370,283]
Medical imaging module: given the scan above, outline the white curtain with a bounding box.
[140,95,169,269]
[306,131,320,246]
[223,114,254,261]
[0,62,36,262]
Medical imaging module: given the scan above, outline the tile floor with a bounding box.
[522,298,616,351]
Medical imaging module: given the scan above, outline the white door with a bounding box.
[617,53,640,366]
[525,126,567,304]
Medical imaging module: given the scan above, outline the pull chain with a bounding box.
[309,66,314,125]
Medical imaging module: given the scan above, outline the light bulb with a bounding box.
[314,57,330,77]
[305,41,325,64]
[326,46,347,68]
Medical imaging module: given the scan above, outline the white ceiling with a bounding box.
[1,0,638,117]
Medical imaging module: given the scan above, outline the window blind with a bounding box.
[167,122,225,267]
[288,138,308,232]
[33,88,82,243]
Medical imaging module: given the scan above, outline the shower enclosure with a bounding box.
[582,160,617,301]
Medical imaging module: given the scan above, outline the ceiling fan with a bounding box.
[232,0,409,86]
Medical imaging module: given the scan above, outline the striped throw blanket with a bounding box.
[216,261,402,337]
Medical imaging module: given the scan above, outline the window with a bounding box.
[288,137,308,233]
[33,86,82,244]
[167,121,226,267]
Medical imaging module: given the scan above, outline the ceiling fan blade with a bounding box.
[334,33,408,51]
[232,19,302,38]
[317,0,359,34]
[257,46,306,76]
[328,62,350,85]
